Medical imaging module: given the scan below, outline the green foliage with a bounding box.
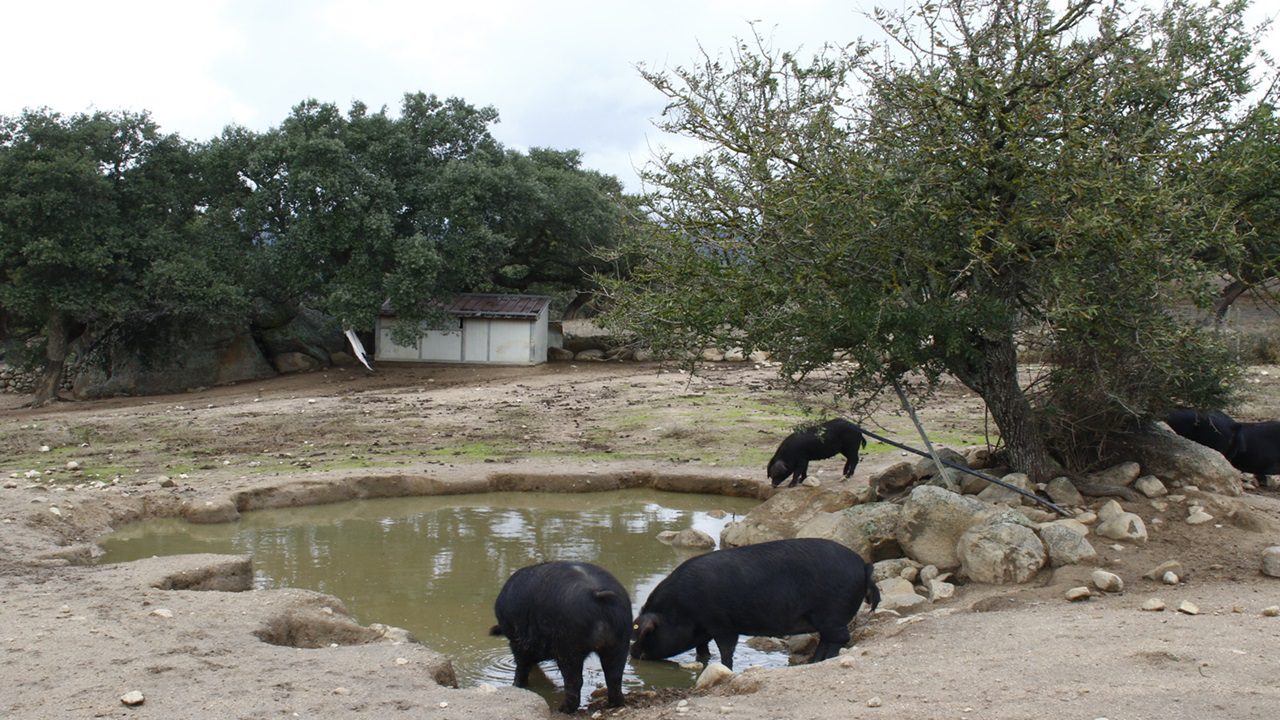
[603,0,1268,474]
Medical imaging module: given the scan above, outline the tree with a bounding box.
[602,0,1264,478]
[0,109,245,405]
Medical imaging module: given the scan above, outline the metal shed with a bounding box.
[375,294,552,365]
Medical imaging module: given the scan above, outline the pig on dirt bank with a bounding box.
[767,418,868,487]
[490,561,631,713]
[630,538,880,669]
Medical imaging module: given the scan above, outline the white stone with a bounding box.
[394,657,409,665]
[1134,475,1168,498]
[1262,546,1280,578]
[1141,598,1166,612]
[120,691,145,706]
[927,579,955,602]
[695,662,735,690]
[1177,601,1200,615]
[65,461,81,471]
[1262,606,1279,617]
[1186,509,1214,525]
[1096,500,1125,523]
[150,608,173,618]
[867,697,883,708]
[1095,512,1148,543]
[1162,572,1179,585]
[1065,586,1091,602]
[1091,570,1124,593]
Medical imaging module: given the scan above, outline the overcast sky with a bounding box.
[3,1,1277,193]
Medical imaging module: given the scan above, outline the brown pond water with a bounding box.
[97,489,772,698]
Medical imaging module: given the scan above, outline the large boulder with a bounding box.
[797,502,903,562]
[895,486,990,569]
[957,522,1048,584]
[72,323,275,399]
[1117,424,1243,496]
[1037,523,1098,567]
[257,306,346,367]
[720,485,866,548]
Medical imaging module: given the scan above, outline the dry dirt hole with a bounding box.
[0,362,1279,719]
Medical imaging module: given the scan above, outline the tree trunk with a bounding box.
[31,311,70,407]
[950,330,1056,482]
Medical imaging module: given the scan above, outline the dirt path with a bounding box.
[1,361,1279,719]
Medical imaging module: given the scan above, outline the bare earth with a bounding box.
[1,360,1278,720]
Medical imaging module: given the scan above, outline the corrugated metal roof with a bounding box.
[380,294,551,320]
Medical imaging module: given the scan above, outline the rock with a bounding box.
[964,446,993,469]
[1045,477,1086,506]
[1065,586,1091,602]
[1090,570,1124,593]
[120,691,145,706]
[912,448,969,479]
[895,486,990,569]
[183,496,241,524]
[871,558,922,583]
[272,351,322,374]
[1134,475,1168,498]
[799,502,903,563]
[957,522,1047,584]
[878,592,928,611]
[670,528,715,551]
[1262,606,1280,617]
[1086,462,1142,487]
[926,579,955,602]
[695,662,735,690]
[1141,598,1166,612]
[1186,508,1214,525]
[877,577,917,596]
[150,608,174,618]
[1162,571,1180,585]
[924,467,965,493]
[1262,546,1280,578]
[867,697,883,708]
[1038,523,1097,567]
[547,346,576,361]
[1119,424,1243,497]
[1097,499,1125,523]
[919,565,940,584]
[575,349,606,362]
[977,472,1034,506]
[721,485,866,548]
[870,462,917,496]
[1177,601,1200,615]
[1143,560,1185,581]
[656,530,679,545]
[1095,511,1148,543]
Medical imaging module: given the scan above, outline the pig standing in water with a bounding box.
[767,418,867,487]
[631,538,880,669]
[490,561,631,713]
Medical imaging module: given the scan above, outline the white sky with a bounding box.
[2,1,1278,193]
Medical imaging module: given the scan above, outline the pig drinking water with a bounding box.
[631,538,880,669]
[491,561,632,713]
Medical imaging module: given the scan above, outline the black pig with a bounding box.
[490,561,632,713]
[630,538,880,669]
[767,418,867,487]
[1226,420,1280,485]
[1165,408,1240,458]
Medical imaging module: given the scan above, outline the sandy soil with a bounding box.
[1,360,1279,719]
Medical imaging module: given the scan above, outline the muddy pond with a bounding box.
[98,489,772,699]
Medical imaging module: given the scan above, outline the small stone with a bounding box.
[867,697,883,708]
[438,701,448,708]
[1262,546,1280,578]
[1177,601,1200,615]
[150,608,173,618]
[394,657,409,665]
[48,506,61,517]
[1186,509,1214,525]
[694,662,734,690]
[65,461,81,471]
[839,656,856,668]
[1141,598,1166,612]
[1162,571,1179,585]
[1065,586,1091,602]
[1091,570,1124,593]
[333,687,350,695]
[1133,475,1167,498]
[120,691,145,706]
[1261,606,1279,617]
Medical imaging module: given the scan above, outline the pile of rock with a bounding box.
[712,434,1259,611]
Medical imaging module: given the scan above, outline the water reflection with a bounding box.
[98,489,780,694]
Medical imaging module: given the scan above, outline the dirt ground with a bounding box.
[1,359,1279,719]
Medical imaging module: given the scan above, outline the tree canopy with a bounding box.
[601,0,1271,477]
[1,93,630,404]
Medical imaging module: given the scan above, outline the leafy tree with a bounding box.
[602,0,1265,478]
[0,109,246,405]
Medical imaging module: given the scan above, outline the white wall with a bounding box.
[375,312,548,365]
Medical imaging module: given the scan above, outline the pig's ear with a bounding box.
[633,615,657,639]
